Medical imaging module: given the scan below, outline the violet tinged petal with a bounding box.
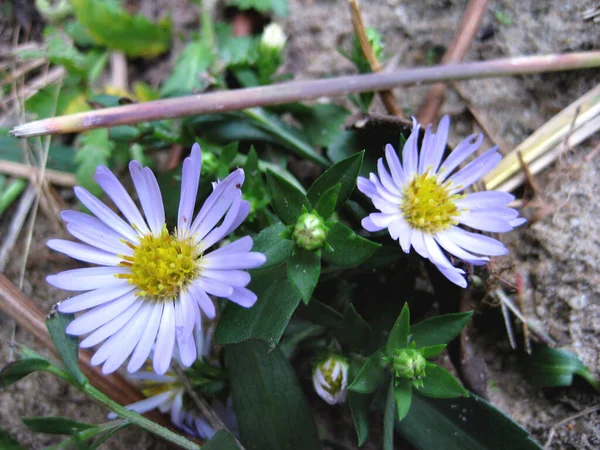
[440,226,508,256]
[226,287,258,308]
[434,233,489,265]
[196,190,243,252]
[94,165,150,235]
[357,176,377,198]
[58,284,135,313]
[457,214,514,233]
[201,269,251,287]
[437,133,483,182]
[455,191,515,209]
[80,300,143,349]
[74,187,139,242]
[206,235,253,256]
[385,143,407,186]
[448,148,501,194]
[377,158,402,195]
[402,117,420,177]
[436,264,467,288]
[66,292,139,335]
[362,216,385,233]
[188,282,216,319]
[178,144,202,232]
[201,252,266,270]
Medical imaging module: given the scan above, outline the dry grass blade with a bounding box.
[484,83,600,192]
[0,160,76,187]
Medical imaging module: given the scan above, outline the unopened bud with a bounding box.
[313,355,349,405]
[391,348,427,380]
[261,23,287,52]
[293,212,328,251]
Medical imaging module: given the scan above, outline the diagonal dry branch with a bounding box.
[9,51,600,138]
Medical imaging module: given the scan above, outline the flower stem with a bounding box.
[82,383,202,450]
[10,51,600,138]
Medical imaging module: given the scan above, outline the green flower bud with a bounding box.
[292,212,328,251]
[390,348,427,380]
[257,23,287,84]
[313,355,349,405]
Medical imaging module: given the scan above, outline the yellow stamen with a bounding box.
[118,227,199,302]
[401,172,463,233]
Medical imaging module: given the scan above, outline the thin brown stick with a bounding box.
[0,160,76,187]
[0,272,171,427]
[417,0,489,124]
[348,0,404,117]
[10,51,600,138]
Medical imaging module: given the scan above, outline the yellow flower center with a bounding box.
[401,172,462,234]
[117,228,198,301]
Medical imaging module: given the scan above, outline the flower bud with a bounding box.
[257,23,287,84]
[292,212,328,251]
[391,348,427,380]
[261,23,287,52]
[313,355,349,405]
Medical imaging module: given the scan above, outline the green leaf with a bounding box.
[227,0,289,16]
[522,344,600,391]
[279,323,324,358]
[251,223,293,270]
[75,129,114,197]
[71,0,172,58]
[203,430,243,449]
[349,350,386,394]
[420,344,447,359]
[44,27,86,75]
[385,303,410,357]
[395,394,542,450]
[278,103,350,148]
[225,341,321,450]
[215,266,300,348]
[287,247,321,303]
[335,304,372,353]
[296,299,343,329]
[322,222,380,268]
[266,171,310,225]
[394,380,413,421]
[314,183,340,219]
[0,358,52,387]
[348,391,372,447]
[0,428,25,450]
[410,311,473,348]
[383,378,396,450]
[46,310,87,387]
[418,363,468,398]
[307,151,364,211]
[161,42,215,97]
[22,417,95,435]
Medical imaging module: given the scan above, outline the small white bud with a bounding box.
[312,355,349,405]
[261,23,287,51]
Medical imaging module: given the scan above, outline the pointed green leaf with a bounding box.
[287,247,321,303]
[266,171,310,225]
[322,222,380,268]
[417,363,468,399]
[395,394,542,450]
[296,299,343,328]
[251,222,293,270]
[225,341,322,450]
[348,391,372,446]
[349,350,386,394]
[314,183,340,219]
[522,344,600,391]
[46,309,87,387]
[336,304,372,353]
[307,151,364,211]
[410,311,473,348]
[71,0,172,58]
[279,103,350,148]
[0,358,52,387]
[420,344,447,359]
[215,266,300,348]
[394,380,413,421]
[21,417,96,435]
[385,303,410,357]
[161,42,215,97]
[383,378,396,450]
[203,430,243,449]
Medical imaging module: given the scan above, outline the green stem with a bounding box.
[579,369,600,393]
[82,383,202,450]
[242,108,329,167]
[0,178,27,216]
[46,420,128,450]
[382,378,395,450]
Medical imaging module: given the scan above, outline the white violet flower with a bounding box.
[47,144,266,375]
[357,116,525,287]
[313,355,349,405]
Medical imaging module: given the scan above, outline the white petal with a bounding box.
[440,227,508,256]
[176,333,197,368]
[357,177,377,198]
[47,239,122,266]
[194,277,234,298]
[80,300,143,348]
[448,148,501,193]
[207,236,253,256]
[377,158,401,195]
[410,230,429,259]
[455,191,515,209]
[457,214,513,233]
[47,267,129,291]
[438,134,483,182]
[226,287,257,308]
[388,219,409,242]
[436,264,467,288]
[94,165,150,235]
[66,292,139,335]
[361,216,384,232]
[121,390,173,416]
[398,223,413,253]
[171,391,185,426]
[127,303,164,373]
[153,301,176,375]
[188,282,216,319]
[370,212,400,229]
[66,222,133,256]
[402,118,419,177]
[385,144,407,186]
[434,233,489,265]
[201,252,266,270]
[201,269,251,287]
[196,190,243,253]
[59,284,135,313]
[178,144,202,232]
[423,234,453,268]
